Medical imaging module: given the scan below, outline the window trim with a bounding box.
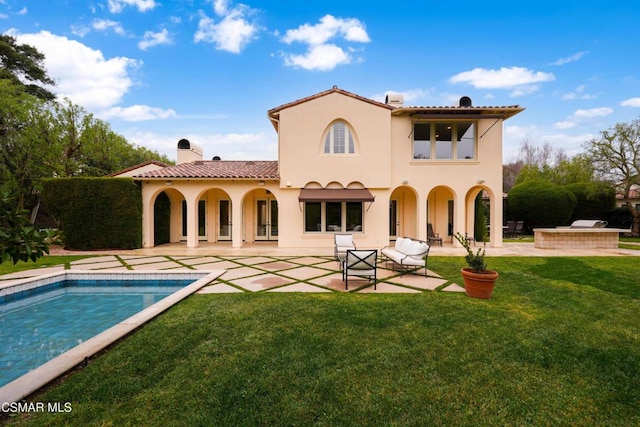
[303,201,364,233]
[412,121,477,161]
[323,120,356,155]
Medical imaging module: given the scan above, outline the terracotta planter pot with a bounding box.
[460,267,498,299]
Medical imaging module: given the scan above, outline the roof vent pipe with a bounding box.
[212,156,221,161]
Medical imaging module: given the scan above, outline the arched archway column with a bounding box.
[489,190,503,247]
[141,185,156,248]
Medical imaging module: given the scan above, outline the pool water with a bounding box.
[0,279,194,387]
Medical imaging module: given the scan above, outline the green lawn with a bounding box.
[3,256,640,426]
[0,255,90,276]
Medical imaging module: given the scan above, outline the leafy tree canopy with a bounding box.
[584,117,640,235]
[0,34,55,101]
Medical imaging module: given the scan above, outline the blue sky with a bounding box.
[2,0,640,163]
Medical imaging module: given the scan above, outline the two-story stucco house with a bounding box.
[133,86,523,250]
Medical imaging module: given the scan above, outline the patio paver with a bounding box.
[279,266,333,280]
[267,283,332,292]
[232,273,294,292]
[0,253,470,295]
[197,283,245,293]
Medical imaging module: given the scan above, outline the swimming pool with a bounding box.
[0,270,223,403]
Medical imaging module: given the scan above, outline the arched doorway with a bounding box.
[427,186,456,243]
[389,186,418,240]
[244,188,279,242]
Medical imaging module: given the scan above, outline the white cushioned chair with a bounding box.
[334,234,356,260]
[343,249,377,290]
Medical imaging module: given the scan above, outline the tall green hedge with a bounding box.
[564,182,616,222]
[42,177,142,249]
[508,181,577,230]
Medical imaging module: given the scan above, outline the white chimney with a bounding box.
[385,93,404,108]
[177,138,203,164]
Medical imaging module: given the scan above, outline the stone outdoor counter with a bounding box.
[533,228,631,249]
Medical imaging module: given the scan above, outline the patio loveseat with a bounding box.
[381,237,430,276]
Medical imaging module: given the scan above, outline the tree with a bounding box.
[0,80,54,210]
[45,99,171,178]
[502,160,523,193]
[0,34,55,101]
[584,118,640,236]
[0,193,57,264]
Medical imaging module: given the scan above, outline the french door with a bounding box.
[389,199,398,240]
[218,199,231,241]
[181,200,207,241]
[256,198,278,241]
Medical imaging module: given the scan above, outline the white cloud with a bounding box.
[71,25,90,37]
[449,66,555,97]
[553,121,576,130]
[108,0,157,13]
[283,44,349,71]
[194,3,259,53]
[279,14,370,71]
[550,51,589,66]
[13,30,140,110]
[561,84,596,100]
[92,19,126,36]
[17,7,27,15]
[553,107,613,129]
[122,130,277,161]
[540,132,595,156]
[621,97,640,107]
[100,105,177,121]
[138,28,172,50]
[282,14,370,45]
[213,0,231,16]
[573,107,613,118]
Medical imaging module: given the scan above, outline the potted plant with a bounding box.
[453,232,498,299]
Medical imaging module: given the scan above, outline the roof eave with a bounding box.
[392,106,525,120]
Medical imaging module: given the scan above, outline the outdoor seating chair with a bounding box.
[343,249,377,290]
[427,223,443,246]
[514,221,524,237]
[465,232,476,246]
[334,234,356,260]
[505,221,516,238]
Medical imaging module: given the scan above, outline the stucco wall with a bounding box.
[277,92,392,189]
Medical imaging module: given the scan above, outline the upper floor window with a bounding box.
[324,121,355,154]
[413,122,476,160]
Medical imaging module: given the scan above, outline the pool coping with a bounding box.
[0,269,224,405]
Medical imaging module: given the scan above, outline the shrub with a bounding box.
[564,182,616,222]
[42,177,142,249]
[508,181,577,229]
[606,207,633,229]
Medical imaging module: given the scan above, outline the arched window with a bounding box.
[323,121,355,154]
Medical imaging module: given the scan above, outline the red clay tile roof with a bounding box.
[267,86,393,119]
[134,160,279,180]
[108,160,170,177]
